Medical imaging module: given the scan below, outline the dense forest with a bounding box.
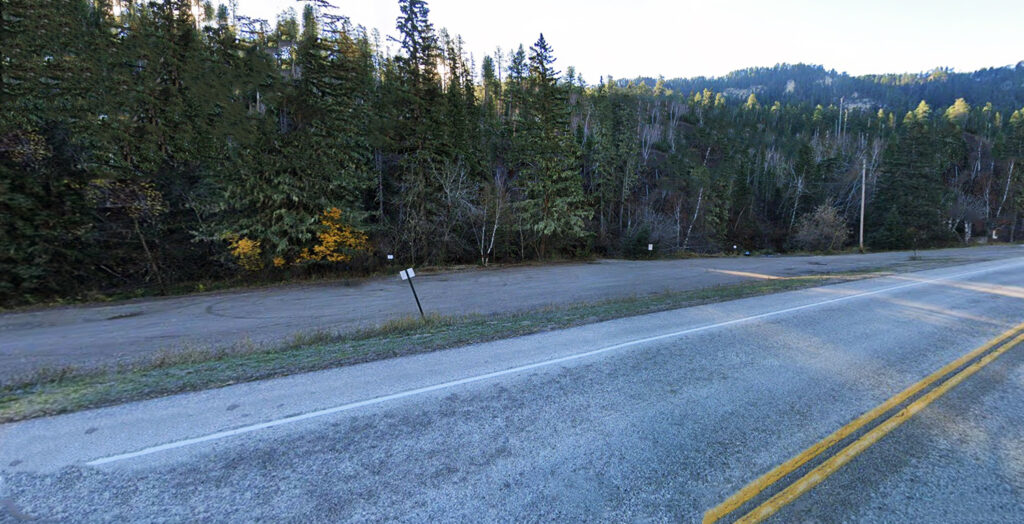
[3,0,1024,306]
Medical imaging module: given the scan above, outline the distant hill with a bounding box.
[630,62,1024,112]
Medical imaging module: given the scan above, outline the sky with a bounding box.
[232,0,1024,82]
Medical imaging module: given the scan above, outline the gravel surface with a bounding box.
[1,245,1021,381]
[1,256,1023,522]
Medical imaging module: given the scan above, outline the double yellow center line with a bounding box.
[704,321,1024,524]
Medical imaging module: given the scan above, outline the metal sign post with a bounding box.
[399,268,424,319]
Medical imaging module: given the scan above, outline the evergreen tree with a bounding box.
[868,113,952,248]
[216,4,373,266]
[387,0,451,262]
[0,0,105,301]
[944,98,970,128]
[518,34,589,257]
[744,93,759,110]
[5,0,1024,306]
[589,84,639,246]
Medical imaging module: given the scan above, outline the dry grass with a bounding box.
[0,269,890,422]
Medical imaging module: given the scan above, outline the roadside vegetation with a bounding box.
[4,1,1024,308]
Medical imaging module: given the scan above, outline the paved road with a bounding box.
[1,256,1023,522]
[1,245,1022,381]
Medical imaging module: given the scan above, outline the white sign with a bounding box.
[399,267,416,280]
[387,254,394,260]
[647,244,653,251]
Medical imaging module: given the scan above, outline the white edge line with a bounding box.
[86,260,1024,466]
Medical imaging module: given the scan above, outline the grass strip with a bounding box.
[0,271,886,423]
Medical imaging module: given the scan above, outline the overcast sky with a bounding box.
[232,0,1024,82]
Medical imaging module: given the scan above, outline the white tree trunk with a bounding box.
[683,187,704,251]
[997,160,1015,218]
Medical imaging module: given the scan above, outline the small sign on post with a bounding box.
[647,243,654,251]
[399,267,424,319]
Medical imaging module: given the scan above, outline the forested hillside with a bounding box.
[3,0,1024,306]
[638,63,1024,114]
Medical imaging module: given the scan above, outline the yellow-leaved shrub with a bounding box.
[227,236,263,271]
[297,208,371,264]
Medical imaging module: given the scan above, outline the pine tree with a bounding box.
[517,34,590,257]
[90,0,224,288]
[653,76,667,97]
[589,85,639,246]
[505,44,529,133]
[387,0,449,263]
[868,113,952,248]
[944,98,970,128]
[216,4,373,266]
[744,92,759,110]
[913,100,931,122]
[0,0,104,302]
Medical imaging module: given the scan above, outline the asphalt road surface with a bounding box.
[2,245,1023,381]
[2,256,1023,522]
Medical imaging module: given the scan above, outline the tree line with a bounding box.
[2,0,1023,306]
[643,62,1024,116]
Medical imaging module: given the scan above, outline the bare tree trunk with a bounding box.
[683,186,703,251]
[997,160,1015,218]
[435,162,468,263]
[842,109,849,143]
[481,182,503,265]
[479,223,487,265]
[837,97,843,139]
[487,199,501,264]
[133,217,163,290]
[674,198,683,248]
[984,177,992,225]
[376,150,385,219]
[790,176,804,230]
[582,110,591,145]
[518,213,526,262]
[970,141,982,184]
[668,100,682,152]
[639,101,660,166]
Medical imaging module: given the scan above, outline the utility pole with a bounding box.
[859,158,866,253]
[838,97,844,139]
